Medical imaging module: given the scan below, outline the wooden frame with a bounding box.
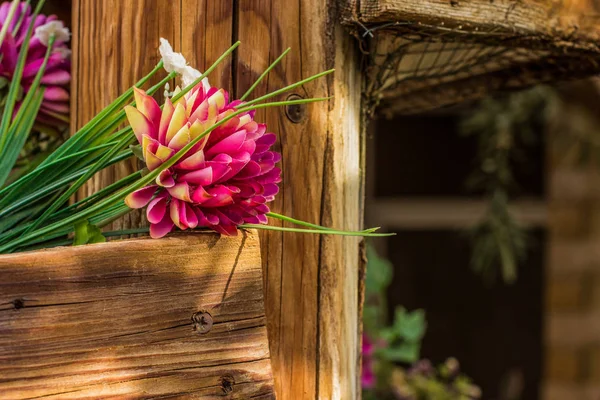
[343,0,600,44]
[342,0,600,116]
[0,232,274,399]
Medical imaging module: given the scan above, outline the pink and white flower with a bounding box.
[124,84,281,238]
[0,1,71,126]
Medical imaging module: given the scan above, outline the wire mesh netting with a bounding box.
[357,21,600,117]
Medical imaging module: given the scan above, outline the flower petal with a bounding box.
[177,149,205,170]
[40,69,70,85]
[179,166,213,185]
[232,160,261,180]
[263,183,280,197]
[133,87,162,127]
[208,89,227,109]
[155,144,175,162]
[159,98,175,144]
[124,185,156,209]
[256,167,282,184]
[205,129,246,158]
[145,151,164,171]
[255,133,277,153]
[147,193,168,224]
[150,213,174,239]
[142,134,159,161]
[156,169,175,187]
[168,124,191,151]
[125,105,155,144]
[43,86,70,101]
[180,202,199,229]
[170,199,183,229]
[202,185,236,208]
[191,185,214,204]
[195,208,217,227]
[167,182,192,202]
[165,103,187,144]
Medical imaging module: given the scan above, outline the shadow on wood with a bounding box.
[0,231,274,399]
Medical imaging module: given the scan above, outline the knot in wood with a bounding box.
[192,311,213,334]
[220,375,235,394]
[11,298,24,310]
[285,94,307,124]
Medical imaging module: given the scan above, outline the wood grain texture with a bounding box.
[350,0,600,43]
[181,1,234,93]
[236,3,363,399]
[0,231,274,399]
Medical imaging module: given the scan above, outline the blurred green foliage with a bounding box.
[460,86,555,284]
[363,245,480,400]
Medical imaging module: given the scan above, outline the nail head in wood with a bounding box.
[285,94,307,124]
[192,311,213,334]
[220,375,235,394]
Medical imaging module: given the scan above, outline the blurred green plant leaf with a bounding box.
[380,342,421,363]
[366,244,393,295]
[129,144,145,162]
[73,220,106,246]
[394,306,427,342]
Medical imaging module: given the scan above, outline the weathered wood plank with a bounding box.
[0,232,274,399]
[236,2,363,398]
[352,0,600,42]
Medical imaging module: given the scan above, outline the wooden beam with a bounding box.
[343,1,600,116]
[346,0,600,45]
[366,198,548,229]
[236,2,363,398]
[0,232,274,399]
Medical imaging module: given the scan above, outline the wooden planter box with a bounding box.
[0,232,274,399]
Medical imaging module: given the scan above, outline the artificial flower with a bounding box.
[124,84,281,238]
[0,1,71,126]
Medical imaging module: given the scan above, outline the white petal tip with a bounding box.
[158,37,187,74]
[35,21,71,46]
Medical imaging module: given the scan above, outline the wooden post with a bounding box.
[72,2,364,398]
[236,3,363,399]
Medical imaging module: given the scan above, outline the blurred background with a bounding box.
[363,79,600,400]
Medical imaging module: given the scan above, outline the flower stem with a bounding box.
[0,0,20,48]
[241,68,334,108]
[240,224,394,237]
[240,48,291,101]
[267,211,380,233]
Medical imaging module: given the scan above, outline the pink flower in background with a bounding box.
[125,84,281,238]
[0,1,71,127]
[362,334,377,389]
